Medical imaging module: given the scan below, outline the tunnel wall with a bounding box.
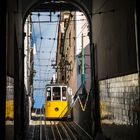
[22,0,92,20]
[6,0,25,140]
[92,0,140,139]
[4,0,92,139]
[6,0,17,77]
[92,0,137,80]
[73,95,92,135]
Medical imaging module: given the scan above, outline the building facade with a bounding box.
[24,15,34,125]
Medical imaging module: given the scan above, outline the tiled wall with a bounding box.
[6,76,14,121]
[99,73,139,125]
[6,76,14,100]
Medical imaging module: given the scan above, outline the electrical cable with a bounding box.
[31,18,86,23]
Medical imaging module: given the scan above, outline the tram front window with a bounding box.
[46,87,51,101]
[53,87,61,100]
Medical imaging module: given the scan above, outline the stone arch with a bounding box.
[22,0,96,137]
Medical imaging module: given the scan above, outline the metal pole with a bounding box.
[65,59,67,84]
[81,34,85,85]
[134,0,139,81]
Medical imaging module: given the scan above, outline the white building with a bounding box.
[76,12,90,92]
[24,15,34,123]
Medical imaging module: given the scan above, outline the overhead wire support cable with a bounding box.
[34,35,88,40]
[31,18,86,23]
[31,13,85,17]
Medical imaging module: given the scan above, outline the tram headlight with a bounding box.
[55,107,59,112]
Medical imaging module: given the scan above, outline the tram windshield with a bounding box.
[52,87,61,100]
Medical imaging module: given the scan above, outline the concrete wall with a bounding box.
[22,0,92,18]
[73,44,92,135]
[92,0,140,138]
[6,0,16,76]
[92,0,137,80]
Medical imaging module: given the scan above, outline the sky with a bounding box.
[31,12,60,108]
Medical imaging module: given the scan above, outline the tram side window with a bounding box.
[53,87,61,100]
[46,87,51,101]
[62,87,67,101]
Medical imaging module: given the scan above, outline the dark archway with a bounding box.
[22,0,99,138]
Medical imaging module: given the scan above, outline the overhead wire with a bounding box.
[32,12,60,84]
[46,13,60,79]
[93,0,110,13]
[31,13,85,18]
[32,11,90,94]
[31,18,87,23]
[32,13,42,91]
[32,35,89,41]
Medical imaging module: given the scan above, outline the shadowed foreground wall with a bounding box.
[92,0,137,80]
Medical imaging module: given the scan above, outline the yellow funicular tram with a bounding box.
[45,84,71,119]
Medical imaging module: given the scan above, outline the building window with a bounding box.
[52,87,61,100]
[69,32,71,47]
[78,65,81,74]
[74,45,76,59]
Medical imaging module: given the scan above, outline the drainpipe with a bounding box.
[134,1,140,137]
[134,1,140,95]
[90,39,102,137]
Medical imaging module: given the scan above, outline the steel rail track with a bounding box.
[59,122,71,139]
[53,121,63,140]
[61,122,77,140]
[26,108,93,140]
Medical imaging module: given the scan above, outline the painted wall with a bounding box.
[72,11,92,135]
